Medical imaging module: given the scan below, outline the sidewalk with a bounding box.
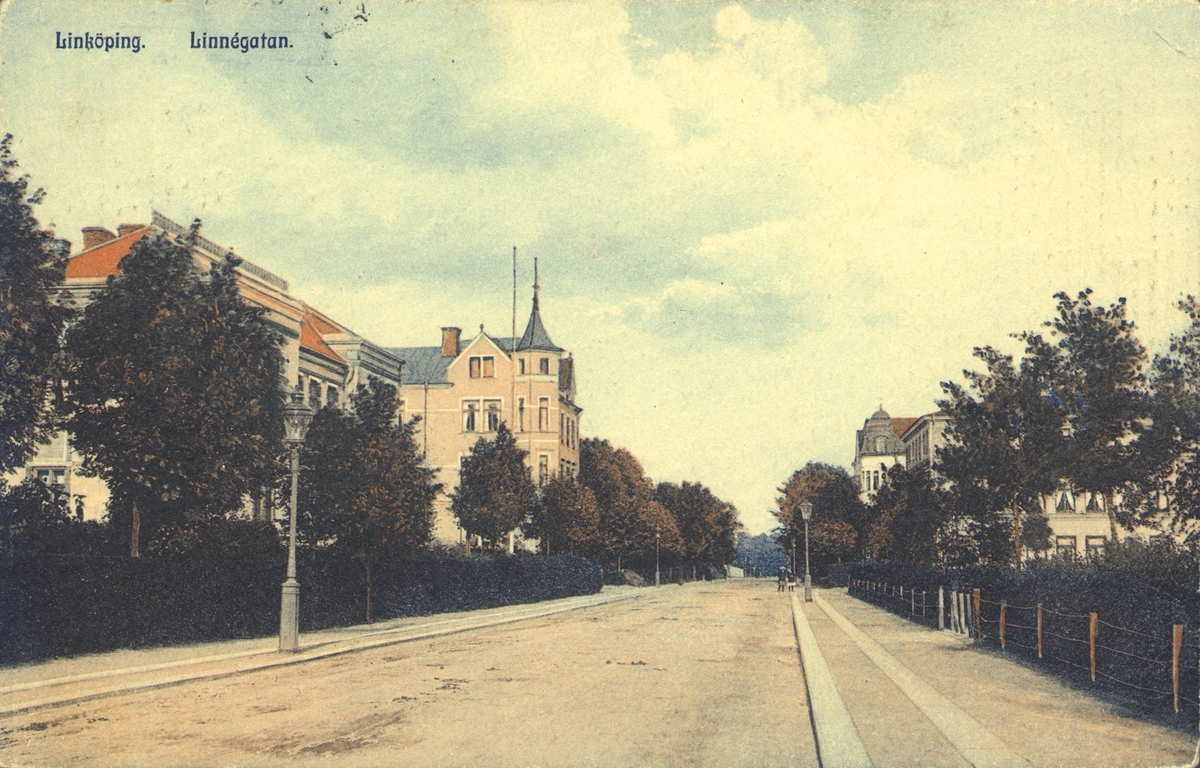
[0,587,637,717]
[813,588,1197,768]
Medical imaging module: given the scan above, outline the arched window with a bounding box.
[875,436,886,453]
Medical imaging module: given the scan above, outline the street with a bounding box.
[1,581,1195,767]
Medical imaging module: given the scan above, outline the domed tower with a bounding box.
[852,406,909,501]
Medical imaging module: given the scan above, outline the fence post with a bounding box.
[1037,603,1043,659]
[1089,612,1098,682]
[999,600,1007,650]
[1174,624,1183,713]
[922,590,927,619]
[973,588,982,641]
[938,586,944,630]
[911,590,915,615]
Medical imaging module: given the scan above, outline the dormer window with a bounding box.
[469,356,495,378]
[875,436,886,453]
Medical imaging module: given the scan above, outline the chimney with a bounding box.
[81,226,117,250]
[117,223,145,237]
[441,327,462,357]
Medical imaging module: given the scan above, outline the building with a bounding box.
[854,405,1117,559]
[852,408,916,502]
[10,211,403,522]
[390,276,581,546]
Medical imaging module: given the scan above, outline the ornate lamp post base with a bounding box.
[279,578,300,652]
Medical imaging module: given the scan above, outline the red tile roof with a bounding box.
[891,417,919,439]
[64,226,151,279]
[300,313,343,363]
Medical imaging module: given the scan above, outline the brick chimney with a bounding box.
[441,327,462,357]
[81,226,116,250]
[117,223,145,237]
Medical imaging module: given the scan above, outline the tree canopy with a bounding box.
[524,475,600,557]
[452,423,537,548]
[301,378,440,622]
[60,233,284,555]
[654,480,739,568]
[0,135,70,476]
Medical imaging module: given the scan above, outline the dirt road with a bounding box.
[0,582,816,768]
[3,581,1197,768]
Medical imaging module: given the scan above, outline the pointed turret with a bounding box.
[516,258,562,352]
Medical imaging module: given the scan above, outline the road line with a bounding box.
[0,590,639,718]
[814,592,1029,768]
[790,592,873,768]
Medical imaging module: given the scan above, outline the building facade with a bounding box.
[852,408,915,502]
[9,211,403,522]
[390,280,581,545]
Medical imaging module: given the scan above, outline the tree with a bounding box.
[578,437,681,569]
[0,135,70,475]
[774,462,866,574]
[733,532,789,576]
[61,233,284,556]
[1022,289,1150,542]
[452,423,536,550]
[1139,296,1200,542]
[864,464,954,565]
[937,344,1065,567]
[525,475,600,556]
[654,481,740,569]
[301,378,440,623]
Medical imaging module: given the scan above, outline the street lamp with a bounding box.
[655,526,661,587]
[279,387,314,653]
[800,500,813,602]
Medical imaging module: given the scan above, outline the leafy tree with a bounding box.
[452,423,536,550]
[654,481,740,569]
[61,233,284,556]
[301,378,440,623]
[1139,296,1200,542]
[864,464,949,564]
[525,475,600,556]
[774,462,866,575]
[937,344,1065,567]
[0,135,70,475]
[578,437,681,570]
[1021,289,1150,542]
[0,479,81,557]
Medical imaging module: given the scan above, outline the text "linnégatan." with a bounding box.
[190,32,293,52]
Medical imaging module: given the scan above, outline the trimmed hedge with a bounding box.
[830,561,1199,720]
[0,552,601,665]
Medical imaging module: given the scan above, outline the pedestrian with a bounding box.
[777,567,787,592]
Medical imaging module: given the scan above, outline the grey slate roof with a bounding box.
[516,299,562,352]
[387,346,453,385]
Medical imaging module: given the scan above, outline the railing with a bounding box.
[151,210,289,291]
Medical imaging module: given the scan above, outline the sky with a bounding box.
[1,0,1197,535]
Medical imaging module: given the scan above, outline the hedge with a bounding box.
[0,551,602,665]
[829,561,1199,721]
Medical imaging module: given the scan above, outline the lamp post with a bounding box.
[279,387,313,653]
[655,526,661,587]
[800,500,813,602]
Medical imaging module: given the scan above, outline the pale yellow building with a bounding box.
[390,281,582,545]
[9,211,403,522]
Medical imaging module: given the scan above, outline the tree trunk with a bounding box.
[1013,506,1022,571]
[617,555,621,571]
[1105,492,1120,544]
[130,500,141,558]
[365,557,373,626]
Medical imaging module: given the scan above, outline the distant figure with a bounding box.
[787,572,797,592]
[777,568,787,592]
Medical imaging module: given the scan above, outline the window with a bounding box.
[539,357,550,375]
[485,399,502,432]
[518,398,526,432]
[872,470,880,491]
[462,400,479,432]
[326,385,338,408]
[539,397,549,431]
[309,379,322,409]
[875,436,886,453]
[538,454,549,485]
[34,468,66,486]
[1055,535,1078,557]
[519,358,526,375]
[469,356,495,378]
[1085,536,1107,558]
[560,412,565,443]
